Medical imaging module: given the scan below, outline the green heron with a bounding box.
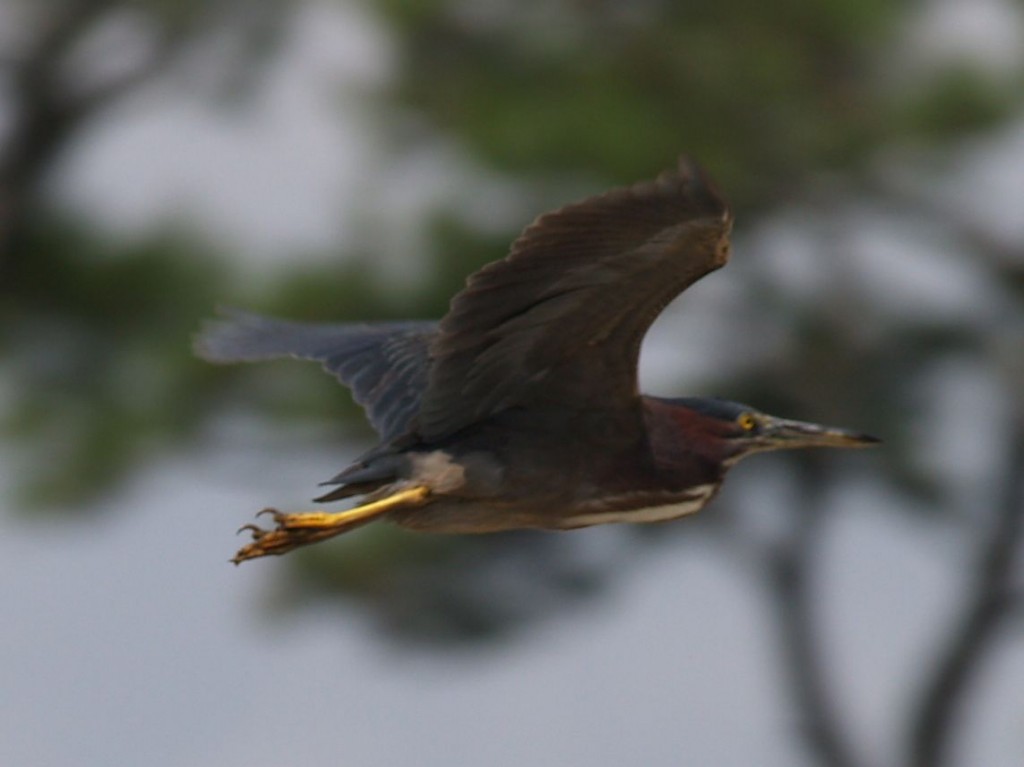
[196,157,877,564]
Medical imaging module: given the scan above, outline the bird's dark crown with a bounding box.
[669,397,755,423]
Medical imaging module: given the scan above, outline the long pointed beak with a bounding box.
[762,416,880,450]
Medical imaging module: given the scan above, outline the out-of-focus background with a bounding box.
[2,1,1023,766]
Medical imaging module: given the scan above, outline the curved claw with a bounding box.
[236,523,266,538]
[231,547,261,566]
[256,507,281,521]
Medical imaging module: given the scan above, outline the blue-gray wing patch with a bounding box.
[195,310,436,442]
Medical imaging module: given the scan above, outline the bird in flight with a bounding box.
[196,157,877,564]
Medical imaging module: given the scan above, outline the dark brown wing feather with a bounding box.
[416,157,732,442]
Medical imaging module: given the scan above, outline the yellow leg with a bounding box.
[272,486,431,530]
[232,486,430,564]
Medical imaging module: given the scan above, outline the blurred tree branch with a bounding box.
[0,0,288,271]
[0,0,113,265]
[715,459,866,767]
[909,419,1024,767]
[765,459,866,767]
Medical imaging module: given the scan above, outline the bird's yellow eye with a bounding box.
[738,413,757,431]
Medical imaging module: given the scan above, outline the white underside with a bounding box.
[561,484,717,529]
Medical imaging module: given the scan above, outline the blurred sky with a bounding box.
[53,2,390,265]
[4,2,1024,766]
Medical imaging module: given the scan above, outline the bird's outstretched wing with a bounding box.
[416,157,733,442]
[195,311,435,441]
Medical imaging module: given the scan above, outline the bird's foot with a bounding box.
[232,509,348,564]
[231,486,431,564]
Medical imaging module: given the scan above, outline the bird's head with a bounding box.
[662,397,879,466]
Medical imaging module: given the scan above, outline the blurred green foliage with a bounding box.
[2,222,224,505]
[368,0,1022,203]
